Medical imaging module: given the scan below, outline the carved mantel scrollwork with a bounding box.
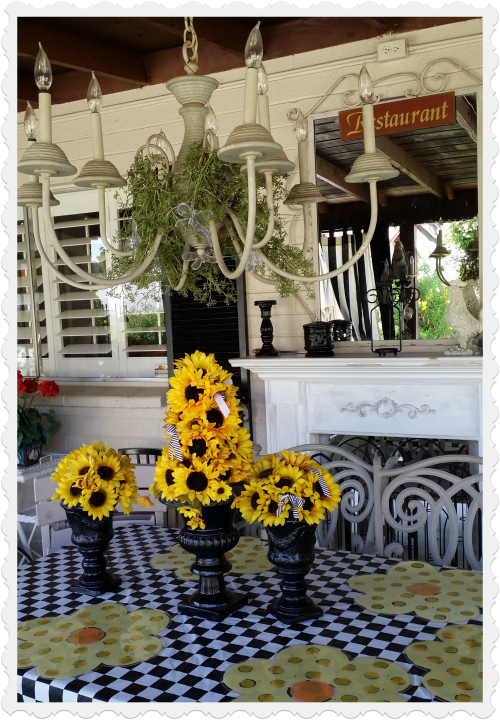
[341,397,436,420]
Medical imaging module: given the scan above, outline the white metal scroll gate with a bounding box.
[289,444,483,572]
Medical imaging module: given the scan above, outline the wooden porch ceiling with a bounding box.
[315,93,478,210]
[18,16,476,112]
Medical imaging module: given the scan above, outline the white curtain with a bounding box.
[318,243,343,322]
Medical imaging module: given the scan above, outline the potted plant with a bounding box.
[148,351,254,620]
[51,441,146,596]
[233,450,341,625]
[17,371,61,466]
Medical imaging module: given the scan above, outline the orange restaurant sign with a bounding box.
[338,92,456,141]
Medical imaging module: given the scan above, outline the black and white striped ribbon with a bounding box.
[223,378,233,386]
[214,392,230,418]
[277,494,304,518]
[310,467,331,497]
[165,424,183,461]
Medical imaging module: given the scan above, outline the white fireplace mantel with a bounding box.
[230,354,483,455]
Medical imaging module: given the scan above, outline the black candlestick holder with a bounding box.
[254,300,280,357]
[367,273,420,356]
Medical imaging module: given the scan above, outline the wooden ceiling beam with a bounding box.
[316,155,387,206]
[375,135,452,199]
[18,71,39,107]
[143,39,243,85]
[318,188,478,229]
[18,18,148,86]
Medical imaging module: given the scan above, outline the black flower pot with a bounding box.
[333,320,353,341]
[17,440,44,467]
[177,500,248,621]
[267,520,323,625]
[303,321,335,357]
[62,503,121,597]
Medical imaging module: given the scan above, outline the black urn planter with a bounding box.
[303,321,335,357]
[177,500,248,621]
[63,503,121,597]
[267,520,323,625]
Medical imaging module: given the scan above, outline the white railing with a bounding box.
[289,444,482,571]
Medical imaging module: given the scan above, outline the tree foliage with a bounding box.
[417,262,454,339]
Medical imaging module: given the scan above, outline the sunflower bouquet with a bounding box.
[233,450,341,527]
[149,351,254,529]
[51,441,140,520]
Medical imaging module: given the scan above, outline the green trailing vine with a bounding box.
[108,143,314,305]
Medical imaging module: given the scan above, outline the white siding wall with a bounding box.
[18,18,482,453]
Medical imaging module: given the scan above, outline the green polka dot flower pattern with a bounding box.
[223,644,410,702]
[349,561,482,623]
[406,624,482,702]
[18,603,170,679]
[150,536,272,580]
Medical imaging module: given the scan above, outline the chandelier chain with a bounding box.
[183,17,199,75]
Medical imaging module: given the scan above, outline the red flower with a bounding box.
[23,378,39,394]
[17,371,27,395]
[38,380,60,398]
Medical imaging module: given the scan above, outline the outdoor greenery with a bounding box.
[417,219,478,339]
[417,262,453,339]
[108,143,314,306]
[444,218,479,282]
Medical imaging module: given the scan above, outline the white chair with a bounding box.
[33,465,172,556]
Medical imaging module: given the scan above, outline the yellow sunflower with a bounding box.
[178,399,241,442]
[116,480,139,514]
[92,451,126,486]
[153,452,183,501]
[259,494,289,527]
[179,426,221,461]
[267,464,306,495]
[234,480,269,523]
[186,515,206,530]
[304,468,341,513]
[226,427,254,463]
[216,460,248,485]
[297,496,326,525]
[208,480,232,502]
[172,458,220,504]
[168,363,216,415]
[80,483,118,520]
[51,477,86,508]
[279,449,318,470]
[248,455,285,484]
[62,453,96,486]
[163,409,182,430]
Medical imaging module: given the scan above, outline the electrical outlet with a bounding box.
[377,39,407,61]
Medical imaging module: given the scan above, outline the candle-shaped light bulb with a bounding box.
[437,218,443,246]
[205,104,218,135]
[87,72,103,113]
[34,43,52,91]
[257,64,268,95]
[295,109,308,142]
[24,101,39,141]
[359,62,374,104]
[244,21,263,68]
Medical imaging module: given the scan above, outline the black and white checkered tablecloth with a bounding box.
[17,525,481,703]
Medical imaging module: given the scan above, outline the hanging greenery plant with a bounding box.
[107,143,313,306]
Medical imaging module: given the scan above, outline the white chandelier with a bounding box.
[18,18,399,292]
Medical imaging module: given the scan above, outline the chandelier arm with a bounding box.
[226,173,275,251]
[250,171,275,249]
[436,259,450,287]
[256,181,379,284]
[168,243,190,291]
[301,203,311,256]
[96,186,134,258]
[31,207,106,290]
[41,176,163,286]
[207,155,259,279]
